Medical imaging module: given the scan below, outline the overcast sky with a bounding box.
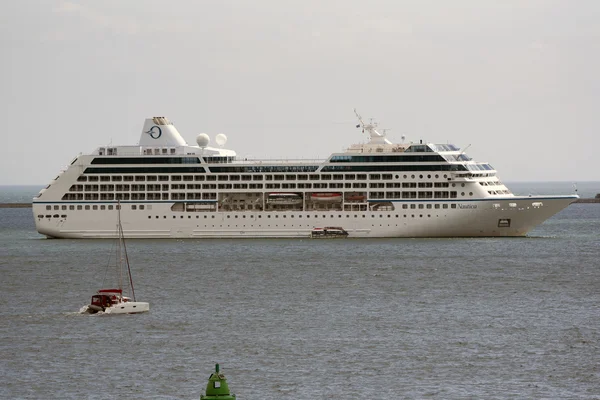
[2,0,599,185]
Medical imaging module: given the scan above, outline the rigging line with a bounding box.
[118,204,136,302]
[101,240,116,288]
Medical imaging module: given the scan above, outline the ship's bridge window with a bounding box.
[405,144,433,153]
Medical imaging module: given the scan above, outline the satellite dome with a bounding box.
[215,133,227,147]
[196,133,210,148]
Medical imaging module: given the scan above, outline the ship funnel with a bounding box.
[139,117,188,147]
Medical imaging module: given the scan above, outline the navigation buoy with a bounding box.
[200,364,236,399]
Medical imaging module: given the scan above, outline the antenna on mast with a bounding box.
[354,108,365,130]
[458,144,472,160]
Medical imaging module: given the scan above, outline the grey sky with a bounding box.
[2,0,599,185]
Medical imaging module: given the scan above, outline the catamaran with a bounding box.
[83,204,149,314]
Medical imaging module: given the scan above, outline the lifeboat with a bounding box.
[267,193,302,205]
[345,193,366,202]
[310,193,342,202]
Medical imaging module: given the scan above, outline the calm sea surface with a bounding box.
[0,184,599,399]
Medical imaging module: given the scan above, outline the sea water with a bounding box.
[0,183,598,399]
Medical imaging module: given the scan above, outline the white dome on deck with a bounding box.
[196,133,210,148]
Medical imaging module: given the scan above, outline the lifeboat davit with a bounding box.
[311,193,342,202]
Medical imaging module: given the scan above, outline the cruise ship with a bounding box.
[33,112,578,238]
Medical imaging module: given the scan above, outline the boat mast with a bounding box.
[116,203,124,297]
[118,201,136,302]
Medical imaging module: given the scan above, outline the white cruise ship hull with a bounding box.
[33,195,577,239]
[32,114,579,239]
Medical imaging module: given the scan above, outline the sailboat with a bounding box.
[84,203,149,314]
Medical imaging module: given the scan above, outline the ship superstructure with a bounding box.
[33,113,578,238]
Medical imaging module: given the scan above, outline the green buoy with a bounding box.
[200,364,236,399]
